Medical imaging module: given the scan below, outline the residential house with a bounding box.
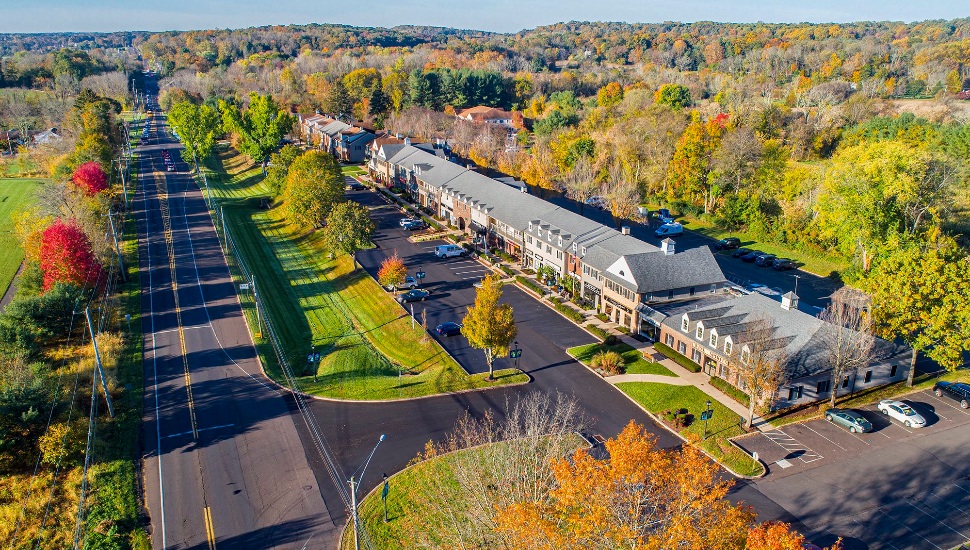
[455,106,521,130]
[651,291,912,409]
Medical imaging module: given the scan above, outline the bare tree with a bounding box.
[603,162,641,224]
[713,126,763,193]
[729,315,786,429]
[561,156,598,213]
[403,392,586,549]
[821,288,876,407]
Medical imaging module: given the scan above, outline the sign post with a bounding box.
[700,400,713,440]
[510,341,522,370]
[381,473,389,523]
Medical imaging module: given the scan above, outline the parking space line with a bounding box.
[875,507,943,550]
[907,499,970,541]
[453,270,487,275]
[851,519,900,550]
[926,489,970,520]
[922,390,969,416]
[760,429,823,463]
[802,424,848,451]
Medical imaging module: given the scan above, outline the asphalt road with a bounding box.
[544,195,841,310]
[736,390,970,549]
[136,101,336,547]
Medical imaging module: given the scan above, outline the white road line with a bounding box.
[163,423,236,440]
[924,489,970,520]
[907,500,969,543]
[153,324,211,335]
[760,429,823,462]
[802,424,848,451]
[453,270,487,275]
[923,391,969,416]
[143,155,167,549]
[875,507,943,550]
[851,519,901,550]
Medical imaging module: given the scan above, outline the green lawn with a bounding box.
[567,341,675,376]
[0,178,43,296]
[615,382,763,477]
[341,165,366,176]
[201,144,527,399]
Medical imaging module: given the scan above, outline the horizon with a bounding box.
[2,0,969,35]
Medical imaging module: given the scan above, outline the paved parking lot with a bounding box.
[737,389,970,549]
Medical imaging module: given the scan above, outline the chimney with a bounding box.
[404,137,411,146]
[781,291,799,311]
[621,225,631,235]
[661,238,675,255]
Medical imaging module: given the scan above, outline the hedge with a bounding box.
[499,265,514,277]
[553,301,584,323]
[585,324,610,341]
[515,276,544,295]
[709,376,751,407]
[654,342,702,373]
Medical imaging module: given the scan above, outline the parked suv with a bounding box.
[755,253,777,266]
[714,237,741,250]
[934,381,970,409]
[772,258,797,271]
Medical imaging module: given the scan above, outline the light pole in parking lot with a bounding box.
[701,400,713,440]
[349,434,386,550]
[510,341,522,370]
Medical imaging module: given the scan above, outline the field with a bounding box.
[202,144,527,399]
[0,178,43,296]
[615,382,763,476]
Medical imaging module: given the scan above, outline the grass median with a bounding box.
[202,144,527,399]
[0,178,43,295]
[567,342,675,376]
[615,382,763,477]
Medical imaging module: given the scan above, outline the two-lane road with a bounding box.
[136,106,338,548]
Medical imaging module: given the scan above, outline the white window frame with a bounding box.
[681,316,689,332]
[709,330,718,348]
[695,322,704,341]
[741,346,751,365]
[724,337,733,356]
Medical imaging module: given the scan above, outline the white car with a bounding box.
[877,399,926,428]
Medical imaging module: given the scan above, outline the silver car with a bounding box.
[825,408,872,433]
[877,400,926,428]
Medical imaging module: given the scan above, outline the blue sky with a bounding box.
[2,0,968,33]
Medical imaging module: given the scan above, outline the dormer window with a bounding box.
[709,331,718,348]
[695,323,704,341]
[582,246,587,255]
[724,338,733,355]
[741,346,751,365]
[528,222,533,231]
[572,243,578,252]
[681,316,689,332]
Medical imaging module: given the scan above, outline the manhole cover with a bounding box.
[775,459,792,469]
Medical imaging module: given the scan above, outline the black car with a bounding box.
[934,381,970,409]
[755,253,777,266]
[435,322,462,337]
[773,258,797,271]
[740,250,763,262]
[347,182,365,191]
[397,289,430,303]
[731,247,751,258]
[714,237,741,250]
[401,219,426,231]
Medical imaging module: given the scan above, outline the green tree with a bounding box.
[866,238,970,384]
[265,144,301,197]
[0,360,50,469]
[219,93,295,173]
[462,273,516,380]
[167,100,221,168]
[368,86,390,125]
[323,79,354,118]
[321,201,375,260]
[654,83,692,110]
[280,151,344,231]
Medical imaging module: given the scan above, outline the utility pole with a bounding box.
[107,211,126,281]
[85,307,115,418]
[116,158,129,209]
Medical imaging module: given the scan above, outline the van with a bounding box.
[434,244,466,258]
[654,222,683,238]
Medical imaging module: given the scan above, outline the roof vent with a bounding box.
[661,238,675,255]
[621,226,631,235]
[781,291,799,311]
[404,137,411,146]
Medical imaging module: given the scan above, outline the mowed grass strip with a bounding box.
[615,382,763,476]
[0,178,43,295]
[568,341,675,376]
[202,145,527,399]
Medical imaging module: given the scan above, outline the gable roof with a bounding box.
[608,247,726,294]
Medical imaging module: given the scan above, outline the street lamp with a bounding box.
[510,341,522,370]
[702,400,712,440]
[349,434,386,550]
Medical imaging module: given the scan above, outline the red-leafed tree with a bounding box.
[39,219,103,291]
[71,162,109,195]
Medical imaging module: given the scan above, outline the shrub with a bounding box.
[591,350,625,375]
[553,301,585,322]
[709,376,750,407]
[616,326,631,335]
[499,265,514,277]
[515,276,544,295]
[586,324,610,341]
[522,268,535,275]
[654,342,702,373]
[596,313,609,323]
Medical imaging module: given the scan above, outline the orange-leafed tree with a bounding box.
[39,219,103,291]
[747,521,842,550]
[71,161,109,195]
[493,421,754,549]
[377,252,407,291]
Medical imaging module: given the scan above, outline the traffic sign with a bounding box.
[313,353,320,362]
[700,410,713,421]
[307,354,314,363]
[510,349,522,359]
[415,271,426,279]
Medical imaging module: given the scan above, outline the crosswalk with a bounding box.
[761,429,824,464]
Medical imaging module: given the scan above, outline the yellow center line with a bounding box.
[154,170,198,440]
[203,506,217,549]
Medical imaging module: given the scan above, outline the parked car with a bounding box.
[655,208,673,222]
[388,276,418,291]
[435,322,462,336]
[739,250,763,262]
[934,381,970,409]
[731,247,752,258]
[434,244,466,258]
[397,289,430,303]
[585,196,608,210]
[755,253,777,266]
[401,219,425,231]
[714,237,741,250]
[825,408,873,433]
[877,399,926,428]
[654,222,683,238]
[347,182,365,191]
[773,258,797,271]
[398,217,418,227]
